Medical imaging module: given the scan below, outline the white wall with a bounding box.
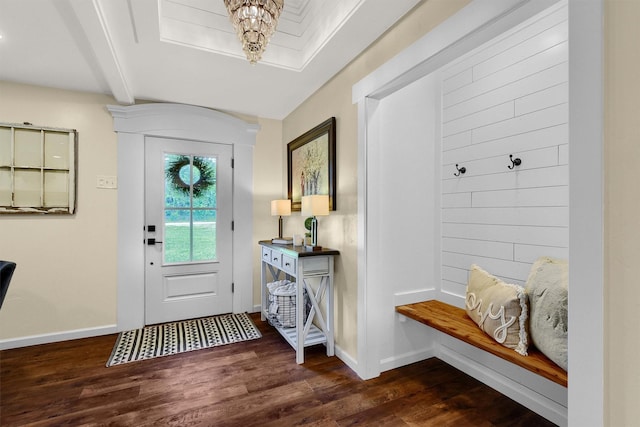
[252,118,284,309]
[374,72,441,370]
[0,82,118,342]
[354,1,571,424]
[357,0,569,371]
[439,3,569,300]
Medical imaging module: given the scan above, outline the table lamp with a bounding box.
[271,199,291,243]
[301,194,329,250]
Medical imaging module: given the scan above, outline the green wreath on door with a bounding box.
[165,155,215,198]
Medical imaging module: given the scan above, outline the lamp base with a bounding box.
[304,245,323,252]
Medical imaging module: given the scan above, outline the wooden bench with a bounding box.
[395,300,567,387]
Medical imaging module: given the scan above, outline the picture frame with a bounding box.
[0,122,78,215]
[287,117,336,212]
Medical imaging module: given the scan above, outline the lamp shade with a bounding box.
[301,195,329,216]
[271,199,291,216]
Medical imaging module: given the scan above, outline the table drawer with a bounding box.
[302,257,329,275]
[282,254,296,276]
[270,251,283,269]
[261,247,271,264]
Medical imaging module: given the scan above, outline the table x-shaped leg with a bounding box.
[301,276,334,356]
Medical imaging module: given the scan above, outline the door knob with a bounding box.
[147,238,163,245]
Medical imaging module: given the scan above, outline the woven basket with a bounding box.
[266,280,309,328]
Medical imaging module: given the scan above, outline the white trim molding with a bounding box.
[567,0,604,425]
[0,325,117,350]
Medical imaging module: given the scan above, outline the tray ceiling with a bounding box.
[0,0,421,119]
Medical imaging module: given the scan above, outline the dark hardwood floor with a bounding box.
[1,314,556,426]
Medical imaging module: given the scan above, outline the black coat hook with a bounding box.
[508,154,522,170]
[454,164,466,177]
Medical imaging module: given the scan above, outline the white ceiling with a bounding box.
[0,0,421,120]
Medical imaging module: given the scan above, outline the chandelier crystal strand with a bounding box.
[224,0,284,64]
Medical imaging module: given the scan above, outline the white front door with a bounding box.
[144,137,233,325]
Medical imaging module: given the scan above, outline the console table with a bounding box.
[259,240,339,364]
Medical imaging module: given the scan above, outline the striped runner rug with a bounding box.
[106,312,261,367]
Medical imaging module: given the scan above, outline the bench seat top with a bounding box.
[396,300,567,387]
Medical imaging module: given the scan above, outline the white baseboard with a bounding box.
[437,345,568,427]
[379,347,436,373]
[0,324,118,350]
[333,344,436,381]
[253,305,358,377]
[335,344,358,374]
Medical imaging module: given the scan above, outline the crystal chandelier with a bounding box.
[223,0,284,64]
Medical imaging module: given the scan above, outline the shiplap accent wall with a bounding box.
[440,2,568,298]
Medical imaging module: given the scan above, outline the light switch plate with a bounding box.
[97,175,117,189]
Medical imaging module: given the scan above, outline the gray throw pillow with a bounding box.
[525,257,568,371]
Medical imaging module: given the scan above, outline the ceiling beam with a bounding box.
[68,0,134,104]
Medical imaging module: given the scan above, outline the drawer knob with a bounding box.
[273,257,278,261]
[285,262,290,266]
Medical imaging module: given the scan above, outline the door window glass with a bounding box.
[164,154,217,264]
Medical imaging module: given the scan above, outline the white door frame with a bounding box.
[144,137,234,324]
[108,103,259,331]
